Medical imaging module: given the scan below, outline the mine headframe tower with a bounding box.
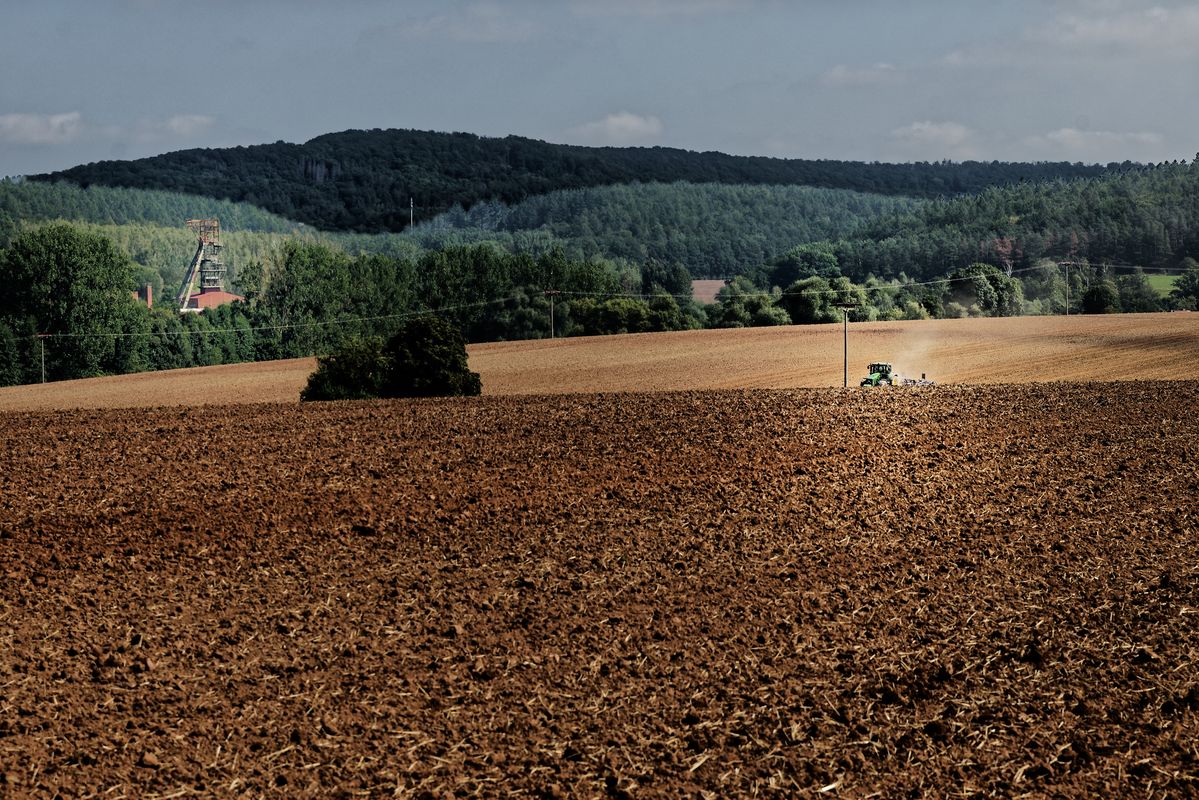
[175,218,226,312]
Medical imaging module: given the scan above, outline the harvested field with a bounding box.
[1,313,1197,411]
[691,279,727,305]
[2,383,1198,797]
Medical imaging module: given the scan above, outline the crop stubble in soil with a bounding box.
[1,384,1197,797]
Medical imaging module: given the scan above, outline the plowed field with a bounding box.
[2,384,1198,797]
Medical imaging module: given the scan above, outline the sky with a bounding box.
[1,0,1196,177]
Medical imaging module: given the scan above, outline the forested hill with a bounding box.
[828,160,1199,281]
[30,128,1118,233]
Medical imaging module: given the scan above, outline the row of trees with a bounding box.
[3,220,1197,387]
[717,248,1197,325]
[0,225,700,385]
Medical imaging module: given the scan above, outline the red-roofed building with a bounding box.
[184,286,244,312]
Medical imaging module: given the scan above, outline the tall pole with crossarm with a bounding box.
[833,303,857,388]
[544,289,561,338]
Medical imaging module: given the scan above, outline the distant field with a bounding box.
[691,279,726,304]
[0,312,1197,411]
[1146,273,1179,296]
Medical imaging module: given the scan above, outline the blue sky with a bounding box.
[2,0,1196,176]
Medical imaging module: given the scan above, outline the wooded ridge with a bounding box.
[30,128,1120,233]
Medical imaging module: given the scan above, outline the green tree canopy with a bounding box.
[778,275,868,324]
[1081,281,1122,314]
[765,243,841,289]
[0,223,141,380]
[1169,264,1199,309]
[946,263,1024,317]
[1115,269,1162,313]
[0,321,22,386]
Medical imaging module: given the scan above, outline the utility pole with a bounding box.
[544,289,561,338]
[833,303,857,388]
[36,333,47,383]
[1060,260,1085,316]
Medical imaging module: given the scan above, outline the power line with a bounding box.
[22,259,1180,343]
[32,298,510,340]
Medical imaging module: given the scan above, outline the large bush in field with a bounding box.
[301,316,481,401]
[382,316,481,397]
[299,336,391,401]
[1081,281,1122,314]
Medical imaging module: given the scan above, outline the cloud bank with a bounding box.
[0,112,82,145]
[378,4,538,44]
[890,121,978,160]
[820,63,899,88]
[1038,4,1199,58]
[572,0,752,17]
[571,111,664,146]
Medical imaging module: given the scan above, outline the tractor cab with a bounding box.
[861,362,895,386]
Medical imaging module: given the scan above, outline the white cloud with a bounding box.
[571,111,664,146]
[0,112,82,145]
[1024,127,1165,161]
[940,4,1199,69]
[1039,4,1199,55]
[127,114,217,145]
[572,0,751,17]
[890,120,979,159]
[388,4,537,43]
[0,111,215,157]
[820,63,899,88]
[1045,127,1162,148]
[164,114,214,137]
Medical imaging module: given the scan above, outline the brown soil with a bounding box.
[1,384,1197,797]
[1,312,1197,411]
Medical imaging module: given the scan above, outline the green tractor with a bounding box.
[860,362,896,387]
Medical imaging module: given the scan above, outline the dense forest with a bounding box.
[10,156,1199,292]
[824,160,1199,281]
[29,128,1120,233]
[411,182,919,277]
[1,179,919,287]
[0,179,418,298]
[0,179,297,239]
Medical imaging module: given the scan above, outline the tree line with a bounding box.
[4,221,1196,387]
